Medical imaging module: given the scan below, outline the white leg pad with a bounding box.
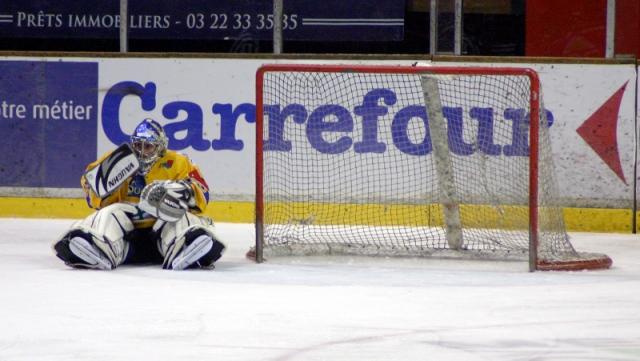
[157,213,224,270]
[170,235,214,270]
[68,236,113,270]
[54,203,137,268]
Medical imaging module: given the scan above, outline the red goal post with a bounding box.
[253,64,612,272]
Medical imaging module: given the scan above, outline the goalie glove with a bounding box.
[84,143,141,199]
[138,180,196,222]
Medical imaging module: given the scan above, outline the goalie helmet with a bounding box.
[130,119,168,174]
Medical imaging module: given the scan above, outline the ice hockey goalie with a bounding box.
[53,118,225,270]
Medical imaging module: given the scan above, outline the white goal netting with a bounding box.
[255,65,611,271]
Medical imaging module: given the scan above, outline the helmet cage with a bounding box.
[130,119,167,173]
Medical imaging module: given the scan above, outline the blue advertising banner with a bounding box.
[0,61,98,188]
[0,0,404,41]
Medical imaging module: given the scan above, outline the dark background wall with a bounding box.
[0,0,637,58]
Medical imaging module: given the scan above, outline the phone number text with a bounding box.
[184,13,299,31]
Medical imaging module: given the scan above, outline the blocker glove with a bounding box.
[138,180,196,222]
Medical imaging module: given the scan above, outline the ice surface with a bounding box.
[1,218,639,361]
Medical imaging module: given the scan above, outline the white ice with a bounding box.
[1,218,639,361]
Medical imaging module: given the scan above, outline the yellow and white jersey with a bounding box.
[81,149,210,228]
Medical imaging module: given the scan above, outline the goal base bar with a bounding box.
[536,252,613,271]
[249,244,612,271]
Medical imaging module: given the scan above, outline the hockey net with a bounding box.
[254,64,612,271]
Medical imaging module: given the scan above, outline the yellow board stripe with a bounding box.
[263,202,531,228]
[0,197,636,233]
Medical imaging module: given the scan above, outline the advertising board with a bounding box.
[0,56,636,211]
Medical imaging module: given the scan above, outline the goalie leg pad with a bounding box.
[157,214,225,270]
[52,203,136,269]
[69,236,113,270]
[169,233,214,270]
[53,230,114,270]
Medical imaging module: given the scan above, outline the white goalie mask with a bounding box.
[130,119,168,174]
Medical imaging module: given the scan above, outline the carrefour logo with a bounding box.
[101,80,554,157]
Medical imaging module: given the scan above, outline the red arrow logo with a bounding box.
[576,82,628,185]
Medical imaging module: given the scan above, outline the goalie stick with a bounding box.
[84,143,141,198]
